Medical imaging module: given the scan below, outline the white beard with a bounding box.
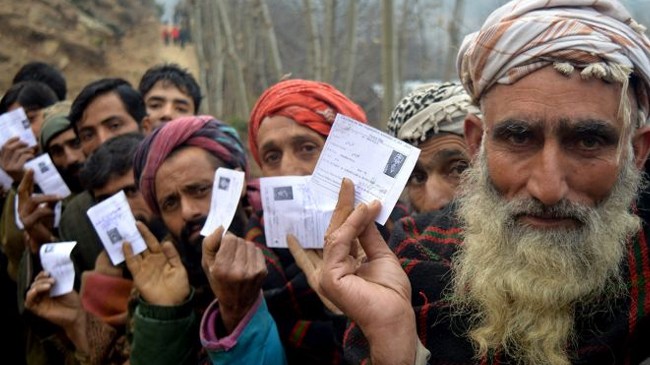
[451,145,642,365]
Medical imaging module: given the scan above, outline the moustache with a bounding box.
[180,216,208,245]
[506,198,592,225]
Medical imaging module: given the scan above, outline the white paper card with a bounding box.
[39,241,77,297]
[261,175,334,248]
[200,168,246,237]
[86,190,146,265]
[24,154,71,198]
[309,114,420,225]
[0,108,38,148]
[0,168,13,191]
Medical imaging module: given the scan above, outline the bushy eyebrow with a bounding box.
[492,118,619,139]
[558,119,618,137]
[491,119,541,139]
[434,149,466,160]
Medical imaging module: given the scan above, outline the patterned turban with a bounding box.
[134,115,248,214]
[457,0,650,127]
[248,79,367,165]
[387,81,481,146]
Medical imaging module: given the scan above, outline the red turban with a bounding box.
[248,79,367,165]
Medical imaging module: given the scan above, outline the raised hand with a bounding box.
[1,137,35,182]
[25,271,90,353]
[202,227,267,333]
[18,169,60,252]
[25,270,83,328]
[320,179,417,365]
[123,222,190,306]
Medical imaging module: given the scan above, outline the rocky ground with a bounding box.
[0,0,198,99]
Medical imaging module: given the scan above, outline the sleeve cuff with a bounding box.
[200,292,263,351]
[136,288,195,320]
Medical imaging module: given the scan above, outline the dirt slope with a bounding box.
[0,0,198,99]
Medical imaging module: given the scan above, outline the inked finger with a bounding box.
[326,178,356,236]
[287,234,316,272]
[323,202,375,270]
[17,169,34,201]
[355,201,390,260]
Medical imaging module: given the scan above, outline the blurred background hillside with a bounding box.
[0,0,197,100]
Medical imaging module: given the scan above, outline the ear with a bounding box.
[141,116,153,135]
[464,113,484,159]
[632,124,650,169]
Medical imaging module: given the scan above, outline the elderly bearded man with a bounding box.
[321,1,650,364]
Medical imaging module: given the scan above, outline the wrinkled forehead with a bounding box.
[479,66,629,128]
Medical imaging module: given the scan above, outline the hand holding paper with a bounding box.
[200,167,245,237]
[86,190,146,265]
[39,241,77,297]
[309,114,420,224]
[24,154,71,198]
[260,175,333,248]
[0,108,38,148]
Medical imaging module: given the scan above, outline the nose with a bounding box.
[63,146,83,169]
[280,154,312,176]
[96,128,112,146]
[424,175,454,211]
[180,196,203,222]
[525,141,569,206]
[161,103,174,122]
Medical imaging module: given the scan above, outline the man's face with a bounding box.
[468,66,636,219]
[456,65,650,363]
[47,128,85,193]
[9,103,45,139]
[92,172,156,226]
[256,115,326,177]
[406,133,469,212]
[77,92,140,156]
[143,80,195,130]
[154,146,216,247]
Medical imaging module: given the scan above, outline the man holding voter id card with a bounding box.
[124,115,267,365]
[321,0,650,364]
[243,78,409,364]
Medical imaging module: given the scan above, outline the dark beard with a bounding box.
[140,216,168,242]
[59,163,84,194]
[176,216,208,288]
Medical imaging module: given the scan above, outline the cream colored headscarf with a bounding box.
[457,0,650,127]
[387,81,481,146]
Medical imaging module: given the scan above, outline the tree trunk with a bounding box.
[397,0,412,98]
[303,0,321,80]
[257,0,283,82]
[322,0,337,83]
[381,0,397,129]
[215,0,250,118]
[210,0,226,117]
[444,0,465,81]
[343,0,358,95]
[189,0,209,114]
